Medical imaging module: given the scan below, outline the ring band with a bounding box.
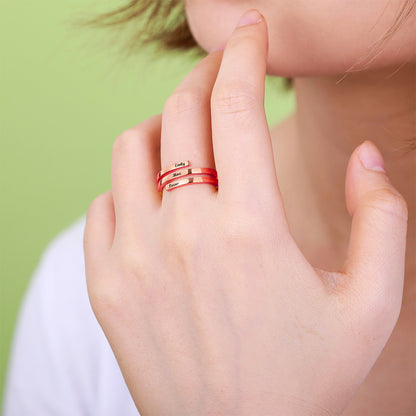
[156,160,218,193]
[156,160,191,182]
[164,176,219,192]
[157,167,217,192]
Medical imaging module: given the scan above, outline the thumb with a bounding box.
[341,140,408,312]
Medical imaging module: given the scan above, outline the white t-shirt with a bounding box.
[2,215,139,415]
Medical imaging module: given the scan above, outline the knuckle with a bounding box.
[220,197,279,239]
[112,127,144,155]
[115,239,150,278]
[84,192,110,250]
[163,87,206,117]
[87,193,104,213]
[218,210,262,248]
[118,247,140,272]
[211,81,258,116]
[88,249,149,312]
[165,216,200,252]
[363,187,408,222]
[360,291,402,341]
[341,280,402,342]
[364,283,401,321]
[88,284,126,323]
[88,277,125,318]
[86,191,111,220]
[163,215,204,271]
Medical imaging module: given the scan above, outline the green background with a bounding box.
[0,0,295,408]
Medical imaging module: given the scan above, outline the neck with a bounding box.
[273,63,415,313]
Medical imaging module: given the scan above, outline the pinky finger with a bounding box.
[84,190,115,272]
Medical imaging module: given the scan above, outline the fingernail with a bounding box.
[358,140,387,173]
[236,9,263,28]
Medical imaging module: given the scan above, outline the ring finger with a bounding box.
[160,51,223,208]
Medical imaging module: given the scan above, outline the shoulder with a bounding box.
[37,214,87,279]
[3,215,138,415]
[15,215,90,330]
[22,215,92,331]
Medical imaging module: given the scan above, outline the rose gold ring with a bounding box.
[157,167,217,192]
[156,160,218,192]
[156,160,191,182]
[163,176,219,192]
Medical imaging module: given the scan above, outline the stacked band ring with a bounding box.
[156,160,218,192]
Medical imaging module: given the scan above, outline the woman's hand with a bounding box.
[83,9,408,416]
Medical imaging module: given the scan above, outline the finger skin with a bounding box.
[160,52,223,205]
[84,190,115,279]
[111,113,162,231]
[211,10,284,218]
[342,140,408,320]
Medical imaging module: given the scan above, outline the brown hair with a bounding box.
[79,0,416,89]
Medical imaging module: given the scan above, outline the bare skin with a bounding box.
[185,11,416,410]
[270,64,415,414]
[84,4,415,414]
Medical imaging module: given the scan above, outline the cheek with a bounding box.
[185,0,416,77]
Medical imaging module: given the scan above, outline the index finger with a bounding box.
[211,10,284,214]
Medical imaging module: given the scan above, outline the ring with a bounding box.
[156,160,218,192]
[156,160,191,182]
[157,167,217,192]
